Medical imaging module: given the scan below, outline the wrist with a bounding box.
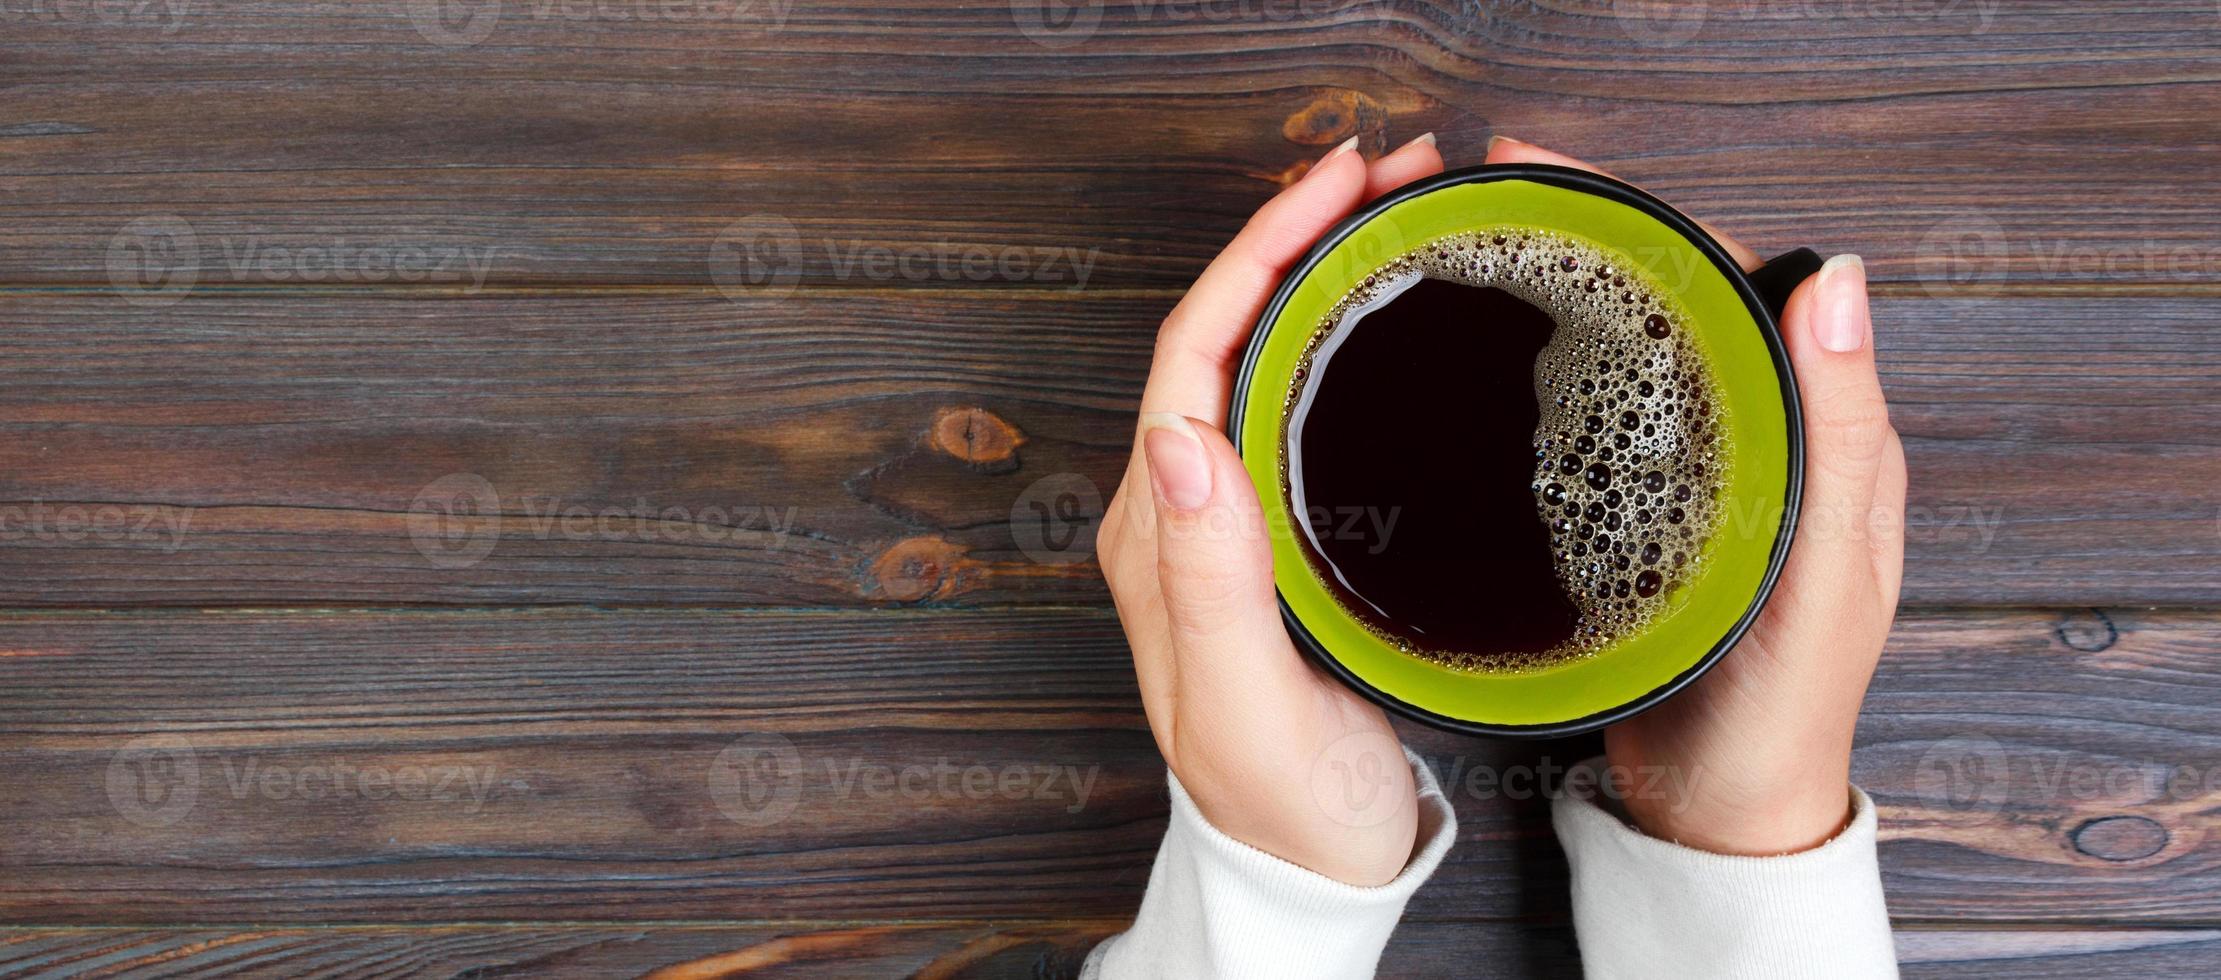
[1175,735,1424,887]
[1192,786,1420,888]
[1619,777,1855,855]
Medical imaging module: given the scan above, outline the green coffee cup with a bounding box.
[1229,164,1817,737]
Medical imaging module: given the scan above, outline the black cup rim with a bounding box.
[1226,162,1806,739]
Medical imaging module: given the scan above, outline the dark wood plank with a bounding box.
[0,923,1128,980]
[0,292,2211,607]
[1855,608,2221,925]
[1898,928,2221,978]
[1,607,2215,924]
[0,921,1569,979]
[5,923,2217,979]
[4,2,2218,288]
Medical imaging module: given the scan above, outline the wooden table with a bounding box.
[3,2,2217,976]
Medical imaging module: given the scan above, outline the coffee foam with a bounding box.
[1283,227,1728,672]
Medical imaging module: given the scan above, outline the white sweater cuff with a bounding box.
[1084,747,1457,980]
[1553,756,1899,979]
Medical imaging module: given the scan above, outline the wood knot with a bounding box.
[1281,88,1387,148]
[866,536,968,603]
[2071,815,2168,861]
[2055,609,2119,653]
[929,407,1024,470]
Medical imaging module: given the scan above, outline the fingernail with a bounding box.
[1488,134,1529,154]
[1140,412,1213,512]
[1404,131,1437,149]
[1813,254,1869,353]
[1321,135,1360,164]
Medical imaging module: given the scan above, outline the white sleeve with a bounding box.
[1553,757,1899,979]
[1083,748,1458,980]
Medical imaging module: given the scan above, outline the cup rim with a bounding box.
[1226,162,1806,739]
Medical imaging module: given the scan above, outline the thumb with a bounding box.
[1138,413,1306,695]
[1782,254,1892,551]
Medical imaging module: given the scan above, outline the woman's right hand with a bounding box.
[1096,133,1447,887]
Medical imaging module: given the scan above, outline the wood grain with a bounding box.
[1,606,2215,925]
[0,922,1565,979]
[3,2,2218,288]
[5,923,2217,979]
[0,292,2210,608]
[1898,928,2221,978]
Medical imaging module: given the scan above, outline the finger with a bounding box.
[1138,412,1313,707]
[1365,132,1444,199]
[1140,139,1371,423]
[1099,457,1178,723]
[1782,254,1892,555]
[1869,429,1908,613]
[1483,136,1763,272]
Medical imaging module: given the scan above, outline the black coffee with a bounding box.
[1282,229,1725,672]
